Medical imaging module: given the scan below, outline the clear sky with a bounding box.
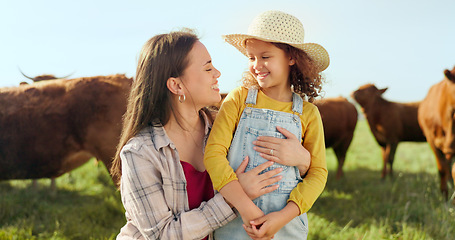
[1,0,454,102]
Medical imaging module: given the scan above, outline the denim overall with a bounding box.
[214,89,308,240]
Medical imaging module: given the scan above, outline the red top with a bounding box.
[180,161,215,240]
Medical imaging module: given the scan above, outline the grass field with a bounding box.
[1,120,454,240]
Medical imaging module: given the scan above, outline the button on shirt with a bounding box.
[117,109,236,240]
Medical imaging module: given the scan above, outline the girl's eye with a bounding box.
[262,56,269,59]
[206,68,212,72]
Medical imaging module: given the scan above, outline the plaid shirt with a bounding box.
[117,110,236,240]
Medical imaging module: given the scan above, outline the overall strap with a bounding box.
[245,88,258,106]
[291,93,304,115]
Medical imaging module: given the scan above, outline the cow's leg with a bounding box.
[50,178,56,191]
[334,149,346,179]
[450,160,455,204]
[387,142,398,178]
[95,150,118,185]
[447,154,455,187]
[451,160,455,204]
[440,155,452,201]
[447,112,455,204]
[452,159,455,187]
[49,177,57,196]
[32,179,38,189]
[381,145,389,179]
[333,139,352,179]
[428,142,449,200]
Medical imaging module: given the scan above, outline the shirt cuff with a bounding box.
[209,193,236,227]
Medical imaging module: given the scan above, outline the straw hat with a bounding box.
[223,10,330,72]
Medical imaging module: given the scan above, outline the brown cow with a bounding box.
[352,84,427,179]
[0,74,132,185]
[215,94,358,179]
[418,66,455,202]
[314,97,358,179]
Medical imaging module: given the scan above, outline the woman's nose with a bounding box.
[214,67,221,78]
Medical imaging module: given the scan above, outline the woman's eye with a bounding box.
[206,68,212,72]
[262,56,269,59]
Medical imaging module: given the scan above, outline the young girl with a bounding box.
[204,10,329,239]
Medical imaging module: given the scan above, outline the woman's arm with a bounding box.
[219,180,264,226]
[120,145,235,240]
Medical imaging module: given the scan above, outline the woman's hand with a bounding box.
[253,126,311,176]
[236,156,283,200]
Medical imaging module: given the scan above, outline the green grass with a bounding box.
[1,120,454,239]
[0,162,125,240]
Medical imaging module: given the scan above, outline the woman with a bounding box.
[110,29,310,240]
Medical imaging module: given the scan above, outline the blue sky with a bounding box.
[1,0,454,102]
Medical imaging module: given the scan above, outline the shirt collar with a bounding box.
[199,108,213,135]
[151,109,212,151]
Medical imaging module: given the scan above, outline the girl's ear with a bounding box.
[167,77,184,95]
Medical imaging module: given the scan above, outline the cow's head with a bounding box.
[30,74,59,82]
[443,66,455,105]
[444,66,455,83]
[19,74,58,85]
[351,84,387,107]
[19,70,72,85]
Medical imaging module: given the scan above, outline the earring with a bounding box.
[178,94,186,103]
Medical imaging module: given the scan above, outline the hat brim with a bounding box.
[223,34,330,72]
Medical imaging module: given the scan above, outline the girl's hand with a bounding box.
[243,224,274,240]
[236,156,283,200]
[253,126,311,176]
[243,201,300,239]
[242,211,285,240]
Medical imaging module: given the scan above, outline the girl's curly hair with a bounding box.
[241,42,324,103]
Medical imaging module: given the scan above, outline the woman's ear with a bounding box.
[167,77,184,95]
[289,58,295,66]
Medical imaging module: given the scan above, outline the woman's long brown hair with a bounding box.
[110,30,198,187]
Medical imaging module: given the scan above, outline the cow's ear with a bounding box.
[166,77,184,95]
[444,69,455,82]
[379,87,388,95]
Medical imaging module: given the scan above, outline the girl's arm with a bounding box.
[287,105,328,214]
[120,145,235,240]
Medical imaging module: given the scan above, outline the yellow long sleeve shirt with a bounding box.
[204,86,328,214]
